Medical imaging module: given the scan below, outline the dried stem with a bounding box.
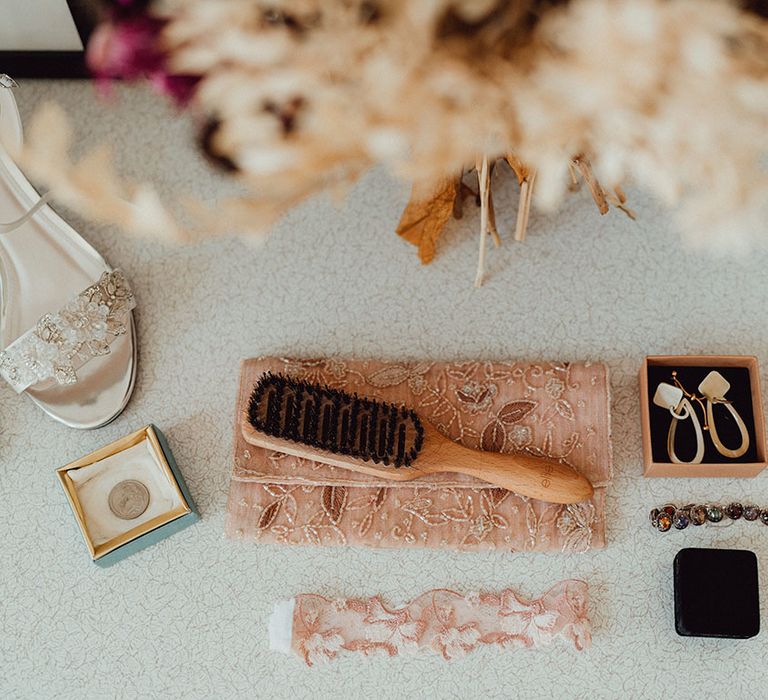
[567,161,580,191]
[487,187,501,247]
[515,169,536,242]
[505,154,537,242]
[572,155,609,214]
[606,187,637,219]
[475,156,490,288]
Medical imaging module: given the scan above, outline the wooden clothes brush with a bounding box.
[242,373,594,504]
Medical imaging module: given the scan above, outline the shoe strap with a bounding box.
[1,71,50,235]
[0,192,51,234]
[0,270,136,393]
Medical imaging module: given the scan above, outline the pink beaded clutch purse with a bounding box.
[226,357,612,552]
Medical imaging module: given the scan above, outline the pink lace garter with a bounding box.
[269,579,590,665]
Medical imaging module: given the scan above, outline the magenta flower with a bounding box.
[86,5,199,105]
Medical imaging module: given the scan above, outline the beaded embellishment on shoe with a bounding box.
[0,270,135,393]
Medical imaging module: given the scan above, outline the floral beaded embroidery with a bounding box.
[0,270,135,393]
[283,580,590,665]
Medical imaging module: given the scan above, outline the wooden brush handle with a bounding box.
[242,411,594,504]
[420,427,594,504]
[433,454,592,503]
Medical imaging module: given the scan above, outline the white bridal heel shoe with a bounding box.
[0,76,137,428]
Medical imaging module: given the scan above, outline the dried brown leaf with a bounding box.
[397,178,457,264]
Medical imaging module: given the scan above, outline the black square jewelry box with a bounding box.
[674,548,760,639]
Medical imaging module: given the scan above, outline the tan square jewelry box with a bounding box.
[640,355,767,477]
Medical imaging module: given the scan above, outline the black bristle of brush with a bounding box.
[247,372,424,467]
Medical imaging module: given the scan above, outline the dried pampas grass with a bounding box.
[16,102,180,240]
[14,0,768,280]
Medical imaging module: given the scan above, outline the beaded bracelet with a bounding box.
[650,502,768,532]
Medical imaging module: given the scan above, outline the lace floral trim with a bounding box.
[0,270,135,393]
[275,580,590,666]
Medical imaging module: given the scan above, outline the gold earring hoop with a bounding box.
[653,377,705,464]
[698,371,750,459]
[667,397,705,464]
